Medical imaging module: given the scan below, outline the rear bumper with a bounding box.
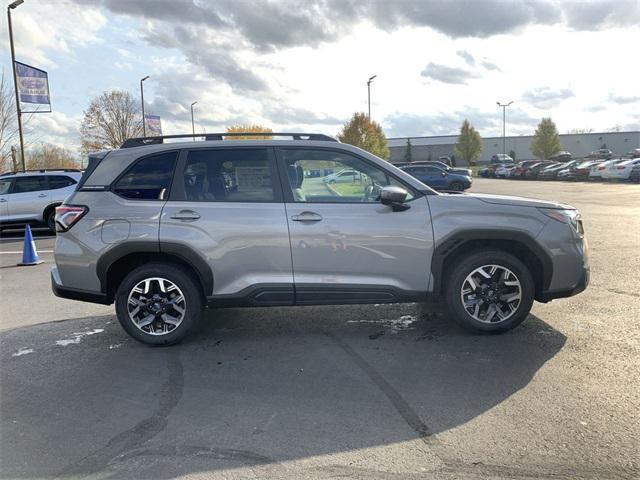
[51,267,112,305]
[539,266,590,302]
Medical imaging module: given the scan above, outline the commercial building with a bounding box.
[388,131,640,165]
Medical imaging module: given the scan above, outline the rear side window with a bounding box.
[0,178,12,194]
[113,152,177,200]
[12,176,48,193]
[182,148,274,202]
[48,175,77,189]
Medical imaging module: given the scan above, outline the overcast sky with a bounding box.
[1,0,639,154]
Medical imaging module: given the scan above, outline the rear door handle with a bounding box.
[291,211,322,222]
[170,210,200,221]
[38,194,47,198]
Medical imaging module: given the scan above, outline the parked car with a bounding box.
[549,151,572,162]
[603,158,640,181]
[398,160,472,177]
[51,132,589,345]
[629,162,640,182]
[538,160,579,180]
[491,154,514,164]
[524,161,558,180]
[509,161,542,179]
[588,158,629,181]
[399,164,472,191]
[322,168,360,184]
[558,160,603,181]
[478,163,504,178]
[438,156,452,166]
[628,148,640,159]
[0,169,82,232]
[587,149,613,160]
[495,164,516,178]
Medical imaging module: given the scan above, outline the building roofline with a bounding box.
[388,130,639,141]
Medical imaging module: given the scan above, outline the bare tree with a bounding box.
[80,90,143,154]
[0,70,20,172]
[26,144,79,169]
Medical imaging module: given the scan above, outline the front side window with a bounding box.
[48,175,77,190]
[12,176,48,193]
[280,149,414,203]
[182,148,274,202]
[113,151,177,200]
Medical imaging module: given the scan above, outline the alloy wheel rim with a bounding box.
[127,277,186,336]
[460,264,522,324]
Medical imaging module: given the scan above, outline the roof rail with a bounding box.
[120,132,337,149]
[0,168,83,176]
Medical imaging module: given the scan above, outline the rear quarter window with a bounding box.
[48,175,77,189]
[112,151,178,200]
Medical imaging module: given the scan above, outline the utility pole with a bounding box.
[190,101,197,140]
[7,0,25,171]
[496,100,513,156]
[367,75,376,120]
[140,75,149,136]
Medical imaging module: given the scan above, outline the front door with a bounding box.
[7,175,49,222]
[277,147,434,304]
[160,147,294,304]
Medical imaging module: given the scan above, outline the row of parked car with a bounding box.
[480,149,640,182]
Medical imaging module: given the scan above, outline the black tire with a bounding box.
[46,209,56,232]
[449,181,464,191]
[115,262,203,346]
[444,250,534,333]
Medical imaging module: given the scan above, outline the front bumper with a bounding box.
[51,267,112,305]
[539,266,590,302]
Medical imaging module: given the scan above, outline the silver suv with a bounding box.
[0,169,82,232]
[51,133,589,345]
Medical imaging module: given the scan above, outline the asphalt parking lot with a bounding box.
[1,179,639,480]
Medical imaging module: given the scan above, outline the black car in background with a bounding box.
[394,160,472,177]
[629,163,640,183]
[524,161,558,179]
[538,160,580,180]
[550,151,572,162]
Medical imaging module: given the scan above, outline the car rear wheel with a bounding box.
[444,250,534,333]
[115,263,203,346]
[449,181,465,191]
[46,210,56,232]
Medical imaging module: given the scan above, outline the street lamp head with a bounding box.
[368,75,377,83]
[141,75,150,82]
[8,0,24,9]
[191,101,197,107]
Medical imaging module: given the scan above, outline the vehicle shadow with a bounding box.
[0,305,566,479]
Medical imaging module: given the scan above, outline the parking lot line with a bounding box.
[0,250,53,254]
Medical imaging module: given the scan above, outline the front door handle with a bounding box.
[291,211,322,222]
[38,194,47,198]
[170,210,200,221]
[0,198,6,203]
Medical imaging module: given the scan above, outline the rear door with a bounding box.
[7,175,49,222]
[277,147,433,304]
[160,147,293,303]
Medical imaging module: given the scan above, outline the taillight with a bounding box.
[598,166,605,170]
[55,205,88,232]
[617,166,626,169]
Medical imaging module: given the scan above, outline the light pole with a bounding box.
[190,101,197,140]
[140,75,149,136]
[496,100,513,157]
[7,0,25,171]
[367,75,376,120]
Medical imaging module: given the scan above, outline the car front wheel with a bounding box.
[115,263,203,346]
[444,250,534,333]
[449,181,465,191]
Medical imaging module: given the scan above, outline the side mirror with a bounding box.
[380,186,410,211]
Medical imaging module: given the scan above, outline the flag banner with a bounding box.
[15,61,50,106]
[145,114,162,135]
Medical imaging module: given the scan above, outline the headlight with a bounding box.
[538,208,584,234]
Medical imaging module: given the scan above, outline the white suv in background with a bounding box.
[0,169,82,232]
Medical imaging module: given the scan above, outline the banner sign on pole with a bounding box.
[15,61,50,108]
[145,114,162,135]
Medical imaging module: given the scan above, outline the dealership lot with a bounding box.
[1,179,638,479]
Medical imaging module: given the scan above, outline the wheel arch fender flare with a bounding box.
[96,241,214,300]
[430,229,553,296]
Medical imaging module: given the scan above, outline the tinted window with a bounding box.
[0,179,11,195]
[48,175,77,190]
[12,176,48,193]
[113,152,177,200]
[281,149,413,203]
[182,149,274,202]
